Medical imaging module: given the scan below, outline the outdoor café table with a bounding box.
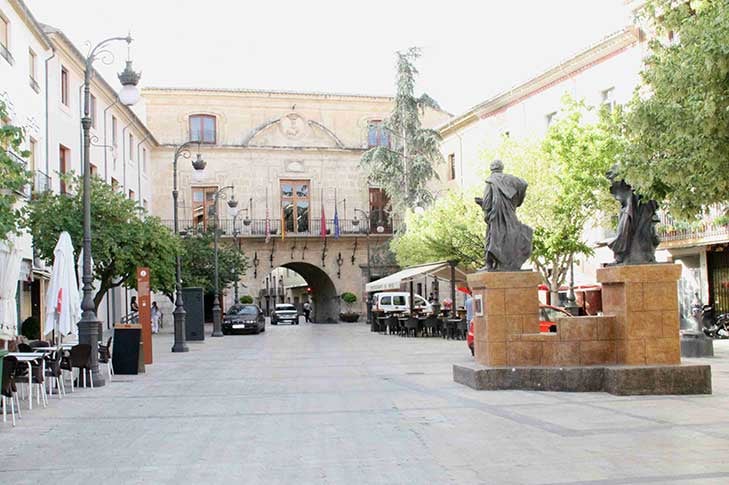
[6,352,46,410]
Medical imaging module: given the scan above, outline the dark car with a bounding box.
[222,304,266,335]
[271,303,299,325]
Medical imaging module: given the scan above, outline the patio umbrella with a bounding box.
[0,237,22,342]
[45,232,81,341]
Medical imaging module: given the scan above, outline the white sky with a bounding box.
[26,0,631,114]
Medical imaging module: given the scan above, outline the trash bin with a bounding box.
[183,287,205,341]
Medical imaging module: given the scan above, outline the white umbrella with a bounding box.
[45,232,81,340]
[0,237,22,342]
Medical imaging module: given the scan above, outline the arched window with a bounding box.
[367,120,389,148]
[189,114,216,144]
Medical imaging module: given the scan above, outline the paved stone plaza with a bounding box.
[3,324,729,485]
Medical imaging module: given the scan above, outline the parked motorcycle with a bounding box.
[699,304,729,339]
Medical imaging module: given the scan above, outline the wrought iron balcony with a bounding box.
[0,43,13,66]
[33,170,51,194]
[29,77,40,93]
[164,217,399,238]
[657,206,729,248]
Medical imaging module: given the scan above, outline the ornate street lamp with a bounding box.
[79,34,140,386]
[171,142,205,352]
[211,185,236,337]
[352,209,375,330]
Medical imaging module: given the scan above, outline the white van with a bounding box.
[373,292,433,315]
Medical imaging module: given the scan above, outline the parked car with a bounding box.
[372,292,433,315]
[467,304,573,355]
[271,303,299,325]
[222,304,266,335]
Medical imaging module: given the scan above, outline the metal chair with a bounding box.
[2,356,20,426]
[405,317,419,337]
[44,350,66,398]
[98,337,113,381]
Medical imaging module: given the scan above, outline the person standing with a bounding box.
[130,296,139,323]
[303,300,312,323]
[151,301,161,334]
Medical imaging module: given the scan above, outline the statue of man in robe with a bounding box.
[475,160,533,271]
[607,166,660,264]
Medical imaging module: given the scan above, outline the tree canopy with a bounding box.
[24,175,179,308]
[360,47,444,215]
[0,100,31,241]
[616,0,729,218]
[179,228,248,295]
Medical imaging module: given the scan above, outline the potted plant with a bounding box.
[239,295,254,304]
[339,292,360,322]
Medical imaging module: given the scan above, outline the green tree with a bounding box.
[0,100,31,241]
[179,228,248,294]
[24,175,179,308]
[390,189,485,271]
[360,47,444,214]
[616,0,729,218]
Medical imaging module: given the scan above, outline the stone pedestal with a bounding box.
[680,330,714,358]
[467,271,541,367]
[597,263,682,365]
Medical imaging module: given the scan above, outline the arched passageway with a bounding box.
[263,262,339,323]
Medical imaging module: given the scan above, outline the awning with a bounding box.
[365,261,469,293]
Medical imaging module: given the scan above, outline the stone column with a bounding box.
[597,264,682,365]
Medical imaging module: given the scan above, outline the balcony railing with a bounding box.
[657,205,729,245]
[33,170,51,194]
[6,150,31,198]
[0,43,13,65]
[165,217,399,238]
[29,77,40,93]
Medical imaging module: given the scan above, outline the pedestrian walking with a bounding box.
[303,301,312,323]
[151,301,161,334]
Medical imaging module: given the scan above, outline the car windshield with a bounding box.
[228,305,258,316]
[276,305,296,311]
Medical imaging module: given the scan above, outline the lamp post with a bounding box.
[564,254,581,316]
[230,203,250,303]
[79,34,140,386]
[211,185,237,337]
[171,141,205,352]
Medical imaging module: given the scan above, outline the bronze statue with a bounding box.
[475,160,533,271]
[607,166,660,264]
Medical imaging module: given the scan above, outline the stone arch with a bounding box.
[271,262,340,323]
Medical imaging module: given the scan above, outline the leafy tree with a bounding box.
[0,100,31,241]
[340,291,357,312]
[239,295,254,304]
[179,228,248,295]
[24,175,179,309]
[616,0,729,218]
[360,47,444,215]
[391,190,485,271]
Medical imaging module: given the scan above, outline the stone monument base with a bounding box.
[680,330,714,358]
[453,362,712,395]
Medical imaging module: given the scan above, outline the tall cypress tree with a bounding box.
[361,47,444,216]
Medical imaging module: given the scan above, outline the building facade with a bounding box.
[143,87,448,321]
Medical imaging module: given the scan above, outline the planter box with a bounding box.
[339,313,360,323]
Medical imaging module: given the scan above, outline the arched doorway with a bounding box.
[263,262,339,323]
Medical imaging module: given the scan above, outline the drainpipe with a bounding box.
[121,122,132,191]
[455,132,464,188]
[136,134,151,205]
[44,49,56,179]
[103,97,120,182]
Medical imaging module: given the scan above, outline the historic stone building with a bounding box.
[143,87,449,321]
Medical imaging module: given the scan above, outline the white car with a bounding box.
[271,303,299,325]
[372,292,433,315]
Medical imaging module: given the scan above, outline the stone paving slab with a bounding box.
[1,323,729,484]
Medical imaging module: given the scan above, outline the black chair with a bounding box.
[2,356,20,426]
[17,343,32,353]
[44,350,65,398]
[404,317,419,337]
[424,315,439,337]
[457,319,469,340]
[13,354,46,407]
[98,337,113,381]
[387,315,399,336]
[61,344,92,390]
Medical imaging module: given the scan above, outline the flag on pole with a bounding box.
[333,189,340,239]
[265,187,271,243]
[320,188,327,240]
